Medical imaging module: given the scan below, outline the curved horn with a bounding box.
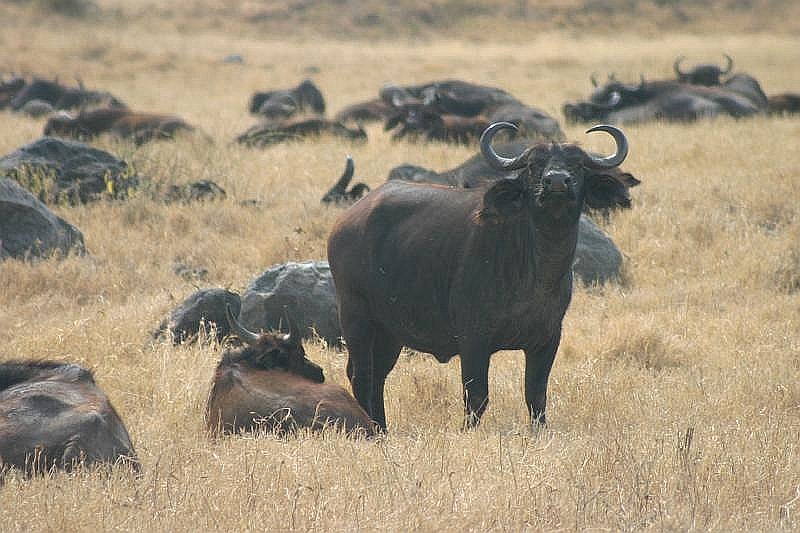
[282,308,302,345]
[584,125,629,169]
[333,155,355,192]
[225,304,260,345]
[721,53,733,74]
[480,122,526,171]
[674,56,687,77]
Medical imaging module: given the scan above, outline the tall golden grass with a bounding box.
[1,5,799,531]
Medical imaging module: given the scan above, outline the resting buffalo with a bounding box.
[0,360,138,475]
[205,307,375,436]
[10,78,126,112]
[43,108,201,145]
[674,54,733,86]
[328,122,629,431]
[564,73,767,124]
[387,140,639,212]
[767,93,800,115]
[236,118,366,147]
[248,79,325,118]
[383,80,564,142]
[334,98,395,125]
[321,156,370,205]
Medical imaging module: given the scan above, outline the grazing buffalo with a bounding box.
[564,73,767,124]
[43,108,200,145]
[328,122,629,431]
[321,156,370,205]
[674,54,733,86]
[236,118,366,147]
[248,79,325,118]
[205,307,376,436]
[0,360,138,475]
[10,78,126,112]
[767,93,800,115]
[387,140,640,212]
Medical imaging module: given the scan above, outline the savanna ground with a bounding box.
[1,0,800,530]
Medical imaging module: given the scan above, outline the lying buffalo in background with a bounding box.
[386,139,640,212]
[10,77,126,113]
[382,79,564,143]
[767,93,800,115]
[205,307,375,437]
[43,108,202,145]
[0,360,139,475]
[321,156,370,205]
[674,54,734,86]
[0,75,26,109]
[248,79,325,119]
[564,73,767,124]
[328,122,629,431]
[333,98,394,124]
[236,117,366,147]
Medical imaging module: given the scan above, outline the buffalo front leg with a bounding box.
[524,331,561,426]
[459,345,491,429]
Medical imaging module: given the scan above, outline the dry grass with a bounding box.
[1,4,800,532]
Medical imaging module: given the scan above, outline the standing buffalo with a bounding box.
[674,54,734,86]
[385,140,639,212]
[205,307,376,437]
[0,360,138,475]
[328,122,629,431]
[43,108,201,145]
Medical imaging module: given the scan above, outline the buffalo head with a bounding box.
[224,305,324,383]
[674,54,733,86]
[478,122,629,221]
[321,156,370,205]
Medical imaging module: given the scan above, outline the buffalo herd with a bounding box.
[1,53,798,476]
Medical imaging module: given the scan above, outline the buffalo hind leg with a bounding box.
[369,327,401,431]
[524,331,561,426]
[460,343,491,429]
[340,300,379,427]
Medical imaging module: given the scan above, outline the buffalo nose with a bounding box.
[543,171,571,193]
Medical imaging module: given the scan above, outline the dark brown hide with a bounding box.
[205,310,375,437]
[248,79,325,116]
[328,123,629,431]
[767,93,800,115]
[386,106,493,145]
[43,108,196,145]
[388,140,640,212]
[236,118,366,148]
[334,98,394,124]
[0,360,138,475]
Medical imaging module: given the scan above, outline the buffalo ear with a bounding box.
[475,178,526,223]
[584,171,638,210]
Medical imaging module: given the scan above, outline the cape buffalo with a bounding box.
[10,78,125,112]
[328,122,629,431]
[236,118,366,147]
[334,98,395,124]
[564,73,767,124]
[382,80,564,142]
[387,140,640,212]
[43,108,201,145]
[205,307,376,437]
[674,54,734,86]
[0,360,138,475]
[321,156,370,205]
[767,93,800,115]
[248,79,325,118]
